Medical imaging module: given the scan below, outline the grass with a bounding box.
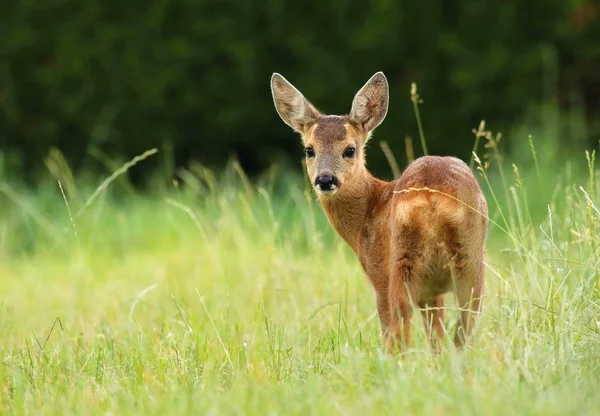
[1,131,600,415]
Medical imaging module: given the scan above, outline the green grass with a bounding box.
[1,141,600,415]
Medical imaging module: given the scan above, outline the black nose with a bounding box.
[315,174,338,190]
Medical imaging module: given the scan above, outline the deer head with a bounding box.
[271,72,389,196]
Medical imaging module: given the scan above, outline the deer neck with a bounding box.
[318,171,381,253]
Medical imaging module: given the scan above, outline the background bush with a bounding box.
[1,0,599,183]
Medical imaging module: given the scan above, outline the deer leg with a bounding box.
[419,295,445,352]
[385,287,412,353]
[376,291,391,338]
[385,262,418,353]
[454,262,485,349]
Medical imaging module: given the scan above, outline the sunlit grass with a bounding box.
[1,140,599,414]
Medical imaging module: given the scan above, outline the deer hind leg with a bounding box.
[376,291,391,337]
[385,259,418,354]
[443,221,485,349]
[454,261,485,349]
[385,284,412,354]
[419,295,445,352]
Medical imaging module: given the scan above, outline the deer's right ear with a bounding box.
[271,73,320,133]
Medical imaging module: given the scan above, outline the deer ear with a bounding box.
[271,73,321,133]
[349,72,389,132]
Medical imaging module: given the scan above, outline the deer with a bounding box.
[270,71,488,353]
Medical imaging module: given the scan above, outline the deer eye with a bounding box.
[343,147,356,158]
[305,147,315,158]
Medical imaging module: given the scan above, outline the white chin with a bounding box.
[315,186,338,196]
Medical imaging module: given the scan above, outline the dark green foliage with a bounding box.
[0,0,598,182]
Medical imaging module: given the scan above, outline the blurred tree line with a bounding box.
[1,0,599,183]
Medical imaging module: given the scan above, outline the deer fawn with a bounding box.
[270,71,488,352]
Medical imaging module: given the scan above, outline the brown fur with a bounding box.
[271,72,488,352]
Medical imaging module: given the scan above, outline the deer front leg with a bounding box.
[419,295,445,352]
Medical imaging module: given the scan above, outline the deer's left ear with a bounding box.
[349,72,389,133]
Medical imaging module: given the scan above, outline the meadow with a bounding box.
[1,120,600,415]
